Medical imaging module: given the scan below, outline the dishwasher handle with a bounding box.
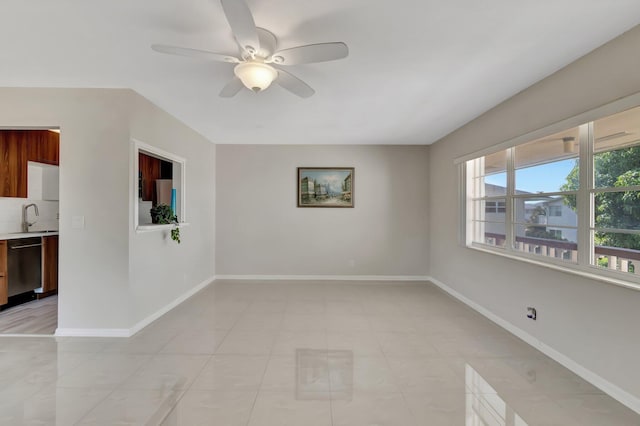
[10,243,42,249]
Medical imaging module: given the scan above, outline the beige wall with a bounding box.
[0,88,132,330]
[0,88,216,333]
[216,145,429,277]
[128,93,216,328]
[429,25,640,407]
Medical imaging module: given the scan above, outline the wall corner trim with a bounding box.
[426,275,640,415]
[55,275,215,338]
[214,275,430,282]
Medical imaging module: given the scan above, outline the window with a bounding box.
[592,108,640,274]
[548,229,563,239]
[467,150,507,248]
[548,206,562,217]
[133,140,186,231]
[485,201,506,213]
[464,104,640,286]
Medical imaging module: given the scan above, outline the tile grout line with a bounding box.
[376,319,422,426]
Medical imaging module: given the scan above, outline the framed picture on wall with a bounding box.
[297,167,354,208]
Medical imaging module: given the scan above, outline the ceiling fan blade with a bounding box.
[220,0,260,54]
[272,42,349,65]
[219,77,245,98]
[275,68,315,98]
[152,44,239,63]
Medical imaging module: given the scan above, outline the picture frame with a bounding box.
[297,167,354,208]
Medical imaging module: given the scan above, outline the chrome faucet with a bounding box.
[22,203,39,232]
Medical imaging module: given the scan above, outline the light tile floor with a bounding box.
[0,280,638,425]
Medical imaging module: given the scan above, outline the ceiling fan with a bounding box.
[151,0,349,98]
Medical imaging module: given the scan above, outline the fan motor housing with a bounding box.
[242,28,278,60]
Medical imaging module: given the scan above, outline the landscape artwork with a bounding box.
[297,167,354,208]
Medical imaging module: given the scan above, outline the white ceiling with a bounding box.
[1,0,640,145]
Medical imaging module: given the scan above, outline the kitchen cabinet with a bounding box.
[0,240,7,305]
[26,131,59,166]
[0,130,59,198]
[139,152,161,203]
[42,235,58,294]
[0,131,28,198]
[139,152,173,204]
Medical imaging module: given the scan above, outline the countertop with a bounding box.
[0,231,59,240]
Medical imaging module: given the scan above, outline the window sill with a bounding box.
[467,244,640,292]
[136,223,190,233]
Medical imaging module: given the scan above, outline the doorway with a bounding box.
[0,128,60,335]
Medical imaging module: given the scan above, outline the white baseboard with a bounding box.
[55,275,215,339]
[1,334,56,338]
[426,275,640,415]
[215,275,430,282]
[55,328,131,338]
[128,275,215,336]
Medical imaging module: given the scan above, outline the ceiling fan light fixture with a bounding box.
[234,62,278,92]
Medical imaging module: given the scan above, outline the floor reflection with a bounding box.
[296,348,353,400]
[1,281,638,425]
[466,363,528,426]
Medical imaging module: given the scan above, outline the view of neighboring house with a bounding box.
[480,183,578,245]
[524,197,578,242]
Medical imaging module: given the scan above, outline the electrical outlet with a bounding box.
[527,307,537,320]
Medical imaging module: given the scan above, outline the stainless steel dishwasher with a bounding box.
[7,237,42,297]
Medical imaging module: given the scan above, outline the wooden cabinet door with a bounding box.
[0,240,7,305]
[42,236,58,293]
[0,131,28,198]
[0,130,60,198]
[26,130,59,166]
[139,152,162,203]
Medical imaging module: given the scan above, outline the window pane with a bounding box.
[513,224,578,261]
[471,221,506,248]
[516,197,577,228]
[474,199,506,220]
[482,150,507,176]
[515,127,579,168]
[594,231,640,274]
[483,173,507,195]
[594,146,640,189]
[472,175,507,197]
[515,159,578,194]
[514,127,579,194]
[470,199,506,221]
[594,191,640,230]
[514,224,578,244]
[467,151,507,197]
[594,105,640,154]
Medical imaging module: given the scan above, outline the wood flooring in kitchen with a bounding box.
[0,295,57,334]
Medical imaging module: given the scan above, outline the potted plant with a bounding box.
[150,204,181,243]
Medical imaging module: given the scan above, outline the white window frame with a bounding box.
[131,139,188,233]
[458,93,640,292]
